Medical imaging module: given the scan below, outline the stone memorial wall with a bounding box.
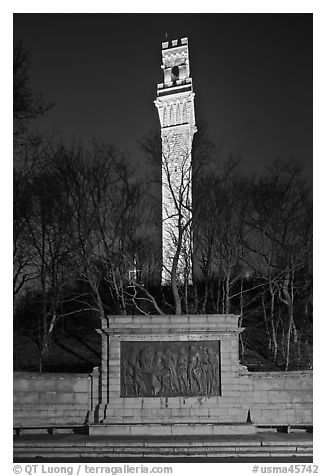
[89,314,256,435]
[13,370,99,429]
[13,315,313,433]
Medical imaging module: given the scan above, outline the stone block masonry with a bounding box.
[239,370,312,426]
[89,314,256,435]
[13,315,312,433]
[14,370,99,429]
[14,367,312,431]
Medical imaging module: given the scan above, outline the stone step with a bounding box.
[14,441,313,459]
[14,451,313,459]
[15,446,312,454]
[14,439,313,448]
[88,422,257,436]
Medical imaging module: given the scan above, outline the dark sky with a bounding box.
[14,13,312,181]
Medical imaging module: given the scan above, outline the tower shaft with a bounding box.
[155,37,197,285]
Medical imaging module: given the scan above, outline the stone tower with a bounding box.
[155,37,197,285]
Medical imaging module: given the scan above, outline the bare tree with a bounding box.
[141,125,218,314]
[20,152,77,369]
[194,156,251,313]
[14,39,54,302]
[14,39,52,141]
[52,142,150,325]
[245,159,312,369]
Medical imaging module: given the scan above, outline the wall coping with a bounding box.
[105,328,243,335]
[13,371,93,379]
[245,370,313,378]
[108,314,240,321]
[104,314,242,334]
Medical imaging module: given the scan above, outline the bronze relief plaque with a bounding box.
[120,341,221,398]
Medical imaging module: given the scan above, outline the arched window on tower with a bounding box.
[182,103,188,123]
[169,105,175,126]
[171,66,179,83]
[176,103,181,124]
[163,106,167,126]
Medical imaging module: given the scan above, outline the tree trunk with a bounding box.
[225,270,231,314]
[171,230,183,315]
[282,269,294,371]
[268,280,278,363]
[216,280,220,314]
[239,278,245,358]
[261,292,272,351]
[201,278,209,313]
[285,300,293,371]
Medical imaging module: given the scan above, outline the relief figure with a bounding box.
[187,345,204,394]
[177,347,188,393]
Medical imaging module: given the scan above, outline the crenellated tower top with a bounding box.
[155,37,196,133]
[157,37,194,99]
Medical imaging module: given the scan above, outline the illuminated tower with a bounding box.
[155,37,197,285]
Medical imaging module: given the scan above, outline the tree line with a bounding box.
[13,40,312,372]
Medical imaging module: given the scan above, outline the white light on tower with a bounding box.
[154,37,197,285]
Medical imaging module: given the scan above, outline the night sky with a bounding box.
[13,13,312,181]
